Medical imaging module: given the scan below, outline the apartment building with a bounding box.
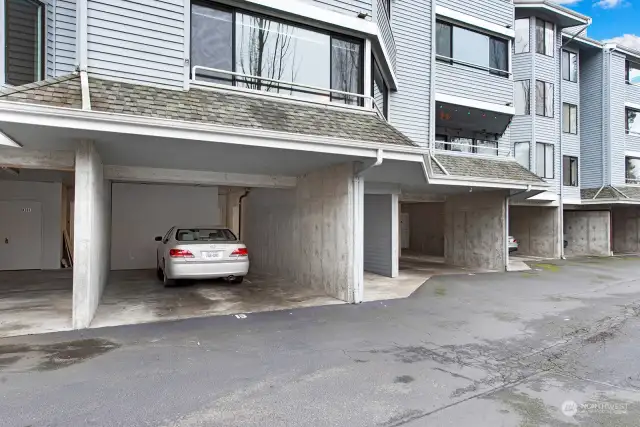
[0,0,580,334]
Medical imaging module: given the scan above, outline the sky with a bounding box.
[553,0,640,50]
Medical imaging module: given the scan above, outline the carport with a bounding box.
[0,74,428,332]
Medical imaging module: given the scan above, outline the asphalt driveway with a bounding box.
[2,256,640,426]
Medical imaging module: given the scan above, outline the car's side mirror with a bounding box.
[155,236,162,242]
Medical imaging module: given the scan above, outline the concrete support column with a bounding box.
[564,210,611,256]
[72,141,110,329]
[444,190,508,271]
[363,193,399,278]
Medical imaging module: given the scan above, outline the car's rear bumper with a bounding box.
[166,259,249,279]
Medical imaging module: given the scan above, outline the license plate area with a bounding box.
[201,251,223,260]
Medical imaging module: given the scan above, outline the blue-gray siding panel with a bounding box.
[627,82,640,106]
[435,62,513,106]
[436,0,513,28]
[87,0,185,87]
[55,0,76,75]
[363,194,394,277]
[306,0,372,15]
[626,134,640,154]
[579,50,604,189]
[46,0,54,78]
[610,52,627,186]
[389,0,431,145]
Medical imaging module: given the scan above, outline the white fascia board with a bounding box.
[0,146,75,170]
[626,102,640,112]
[579,199,640,205]
[514,3,590,27]
[242,0,398,88]
[429,176,549,191]
[435,6,515,39]
[0,102,429,159]
[562,32,602,49]
[104,165,296,188]
[435,93,515,115]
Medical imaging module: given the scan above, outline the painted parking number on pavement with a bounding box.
[234,314,247,319]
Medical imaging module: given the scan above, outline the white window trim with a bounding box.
[435,5,515,39]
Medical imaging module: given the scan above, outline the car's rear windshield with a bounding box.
[175,228,237,242]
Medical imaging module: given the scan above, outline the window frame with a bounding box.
[536,80,554,118]
[515,79,531,116]
[563,103,578,134]
[535,18,554,57]
[189,0,365,104]
[435,19,509,77]
[627,108,640,135]
[536,142,554,179]
[4,0,46,86]
[514,141,530,170]
[562,50,578,83]
[371,55,388,118]
[626,60,640,85]
[562,156,578,187]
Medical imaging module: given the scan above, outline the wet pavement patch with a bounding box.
[0,338,120,372]
[394,375,415,384]
[533,263,561,272]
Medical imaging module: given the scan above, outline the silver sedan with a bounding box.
[155,226,249,286]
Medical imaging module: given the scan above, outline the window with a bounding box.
[515,80,530,115]
[536,80,554,117]
[627,108,640,134]
[176,228,237,242]
[372,56,388,118]
[535,19,554,57]
[515,142,530,170]
[563,103,577,134]
[435,20,509,76]
[4,0,45,86]
[536,142,554,179]
[563,156,578,186]
[435,135,498,155]
[514,18,530,54]
[626,156,640,184]
[626,61,640,85]
[562,51,578,82]
[191,2,363,105]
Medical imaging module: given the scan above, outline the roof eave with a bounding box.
[514,0,591,28]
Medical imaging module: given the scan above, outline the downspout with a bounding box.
[237,188,251,240]
[558,24,589,259]
[505,185,532,271]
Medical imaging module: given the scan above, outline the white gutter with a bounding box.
[355,149,384,175]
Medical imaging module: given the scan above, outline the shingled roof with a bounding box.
[0,74,415,147]
[431,153,546,184]
[581,186,640,201]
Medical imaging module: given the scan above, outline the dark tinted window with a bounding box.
[176,228,237,241]
[5,0,44,86]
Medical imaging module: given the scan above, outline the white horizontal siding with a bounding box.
[46,0,54,78]
[513,53,530,76]
[389,0,431,145]
[436,0,513,28]
[305,0,372,15]
[562,81,579,104]
[579,50,604,189]
[435,62,513,106]
[55,0,76,75]
[627,82,640,105]
[626,134,640,155]
[610,53,627,186]
[86,0,185,87]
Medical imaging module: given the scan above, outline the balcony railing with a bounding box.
[191,66,387,120]
[376,0,396,72]
[433,138,512,157]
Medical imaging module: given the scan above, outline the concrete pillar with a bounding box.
[564,210,611,256]
[444,191,507,271]
[508,206,560,258]
[72,141,110,329]
[363,194,399,278]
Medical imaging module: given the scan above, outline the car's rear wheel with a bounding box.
[162,266,175,287]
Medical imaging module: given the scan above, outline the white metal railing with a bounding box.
[436,55,512,77]
[432,139,513,157]
[191,65,389,121]
[376,0,396,72]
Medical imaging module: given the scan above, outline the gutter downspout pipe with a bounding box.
[237,188,251,240]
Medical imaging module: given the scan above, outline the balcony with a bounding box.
[375,0,396,73]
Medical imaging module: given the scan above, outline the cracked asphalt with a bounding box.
[2,256,640,426]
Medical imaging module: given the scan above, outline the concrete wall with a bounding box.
[0,180,62,269]
[363,194,398,277]
[110,183,219,270]
[564,210,611,257]
[244,162,360,302]
[401,202,444,256]
[509,206,559,258]
[73,141,111,329]
[444,191,507,271]
[612,207,640,254]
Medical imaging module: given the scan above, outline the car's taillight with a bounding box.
[169,249,194,258]
[231,247,248,257]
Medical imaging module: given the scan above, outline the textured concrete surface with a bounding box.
[90,270,343,329]
[3,257,640,427]
[509,206,559,258]
[0,270,72,338]
[444,191,507,271]
[565,210,611,256]
[401,202,444,256]
[612,206,640,254]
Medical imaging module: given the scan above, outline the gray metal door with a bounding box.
[0,201,43,270]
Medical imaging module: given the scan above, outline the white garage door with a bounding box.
[363,194,398,277]
[111,183,219,270]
